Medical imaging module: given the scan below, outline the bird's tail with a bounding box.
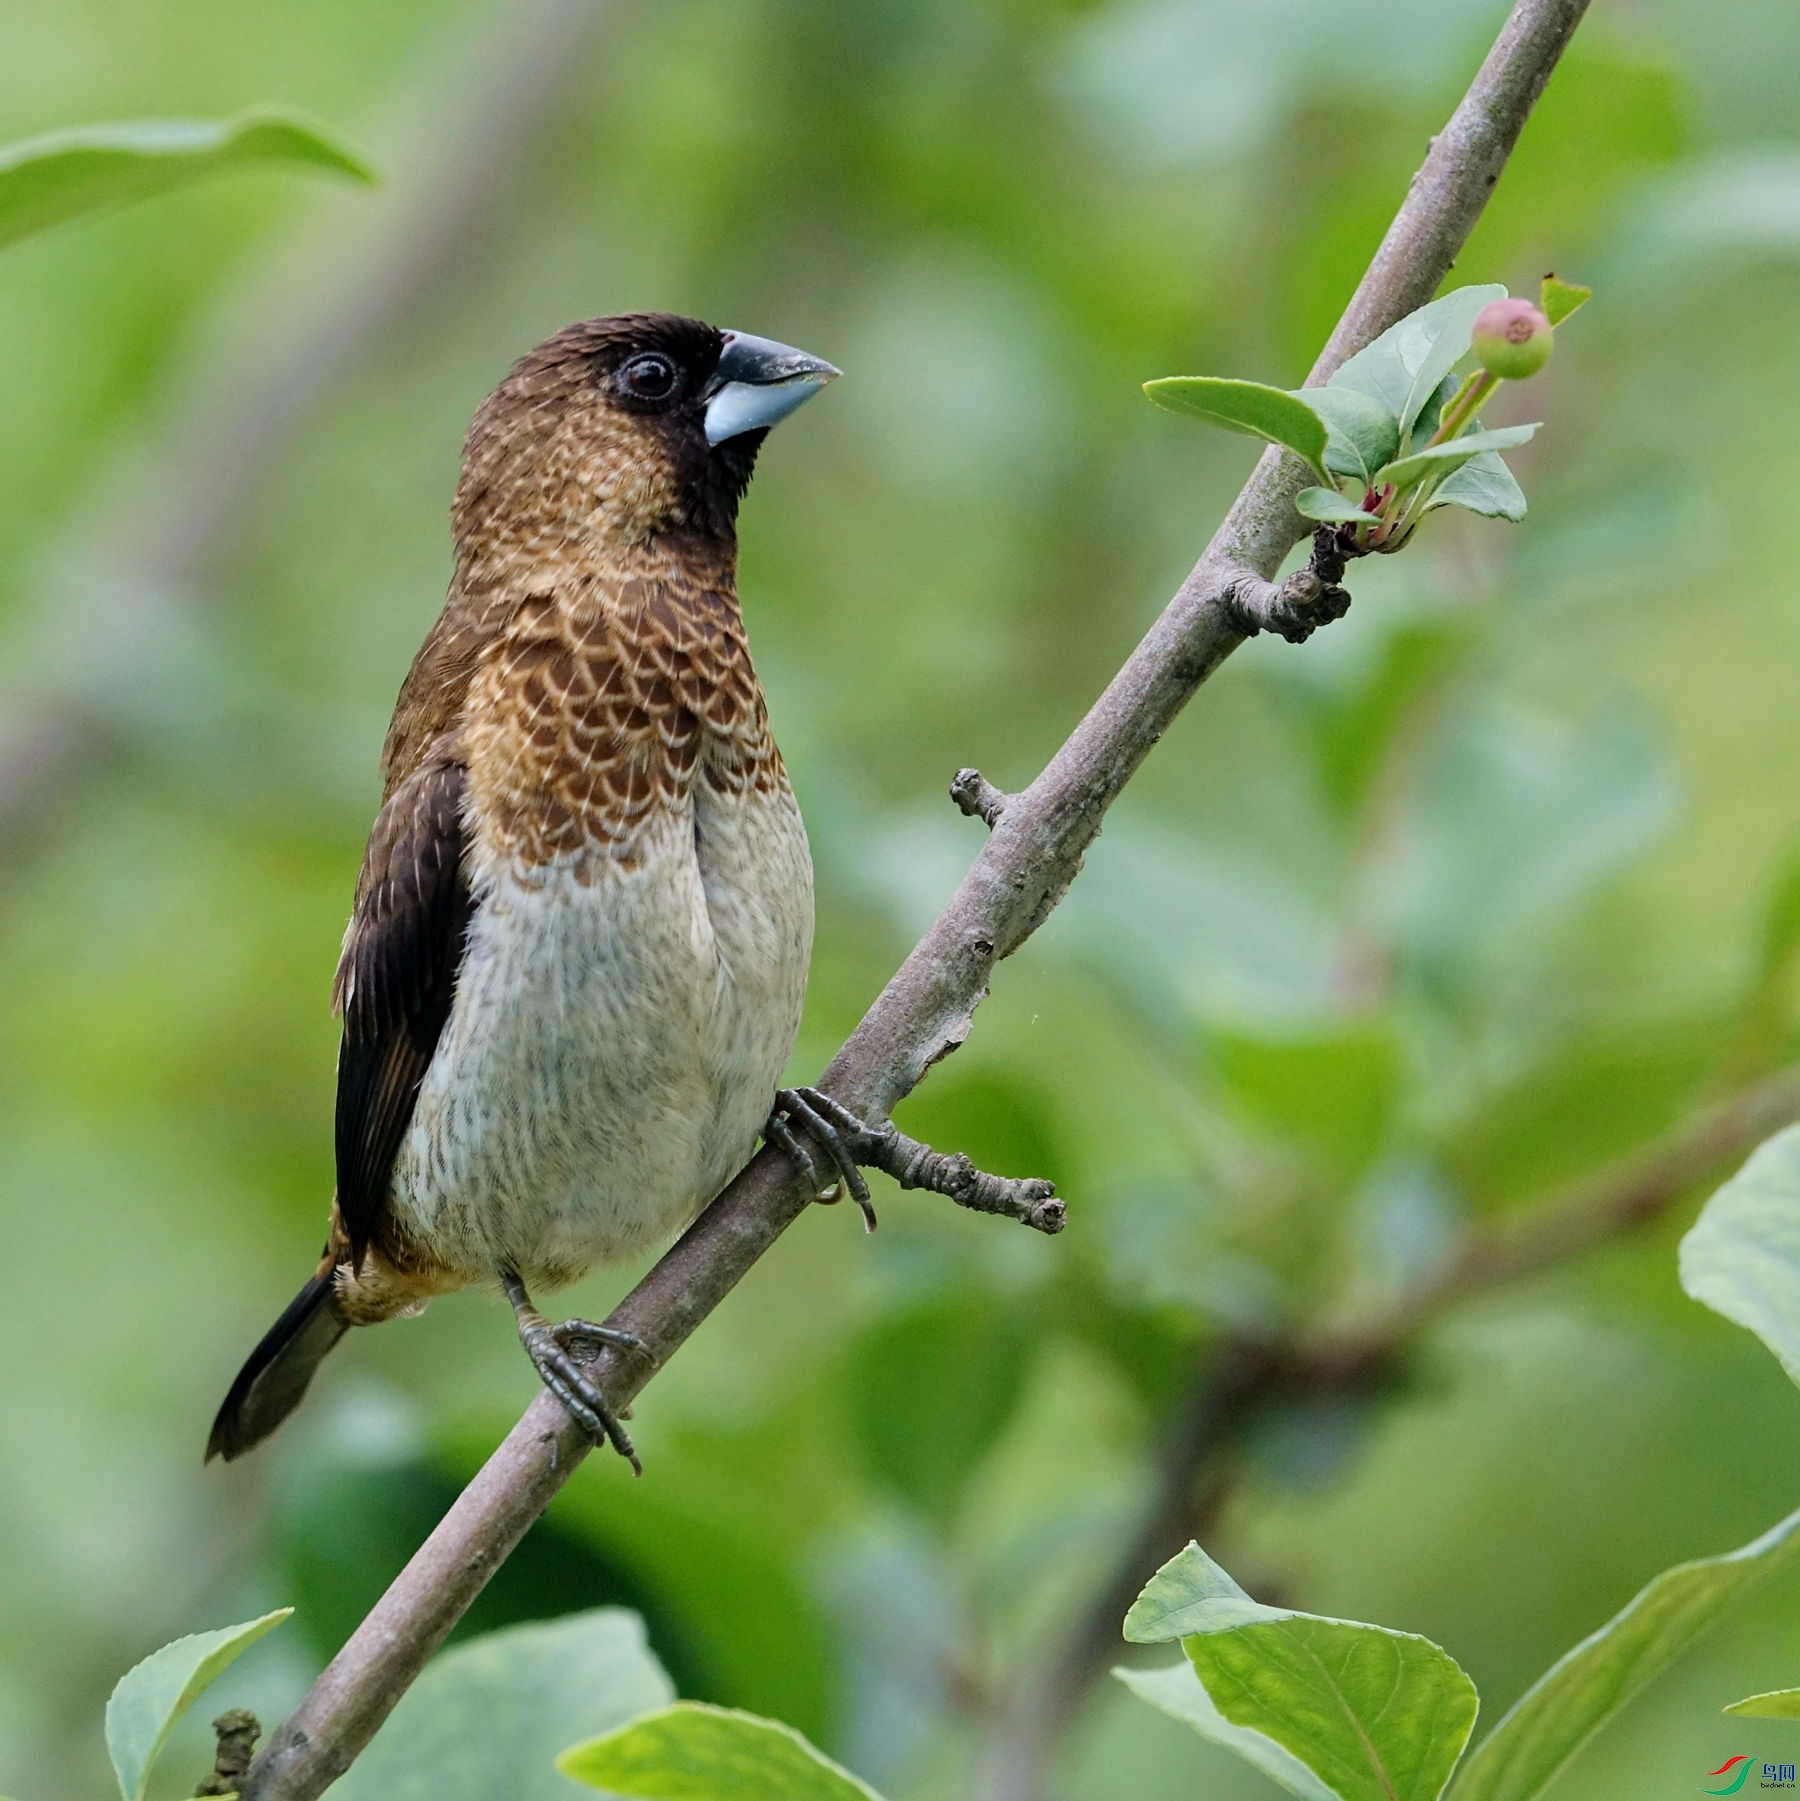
[207,1260,349,1462]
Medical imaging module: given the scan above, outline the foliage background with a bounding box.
[3,0,1800,1795]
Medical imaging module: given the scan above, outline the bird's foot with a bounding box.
[503,1271,648,1474]
[552,1315,651,1364]
[518,1314,643,1473]
[764,1086,1065,1236]
[764,1088,878,1229]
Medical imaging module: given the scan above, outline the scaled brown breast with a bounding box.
[461,563,784,872]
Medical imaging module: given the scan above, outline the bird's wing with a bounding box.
[331,744,474,1267]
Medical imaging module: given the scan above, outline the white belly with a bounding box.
[388,779,812,1288]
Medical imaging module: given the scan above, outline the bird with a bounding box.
[207,312,852,1468]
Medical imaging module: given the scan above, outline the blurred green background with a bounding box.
[5,0,1800,1796]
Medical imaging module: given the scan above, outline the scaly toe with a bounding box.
[789,1088,879,1228]
[553,1318,654,1365]
[794,1086,868,1139]
[764,1107,832,1197]
[773,1088,874,1210]
[522,1331,641,1473]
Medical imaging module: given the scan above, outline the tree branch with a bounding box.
[976,1057,1800,1801]
[236,2,1592,1794]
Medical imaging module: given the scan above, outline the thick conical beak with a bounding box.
[704,330,839,446]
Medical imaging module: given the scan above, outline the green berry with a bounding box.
[1471,297,1553,380]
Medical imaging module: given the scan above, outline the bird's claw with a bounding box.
[551,1316,653,1364]
[502,1269,646,1473]
[766,1086,879,1231]
[764,1088,1065,1238]
[518,1318,642,1474]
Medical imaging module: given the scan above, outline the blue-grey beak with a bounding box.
[704,330,839,446]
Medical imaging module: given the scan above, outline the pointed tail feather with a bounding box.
[207,1266,348,1462]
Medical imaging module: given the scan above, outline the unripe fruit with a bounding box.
[1471,297,1553,379]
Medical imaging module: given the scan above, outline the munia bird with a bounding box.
[208,313,863,1467]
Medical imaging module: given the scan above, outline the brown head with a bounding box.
[452,312,838,569]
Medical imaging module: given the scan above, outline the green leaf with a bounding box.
[1295,487,1378,526]
[1425,452,1528,522]
[104,1609,291,1801]
[1213,1027,1405,1179]
[1539,273,1592,327]
[1117,1661,1338,1801]
[1143,378,1328,471]
[1125,1536,1261,1639]
[1375,425,1539,495]
[1450,1503,1800,1801]
[1329,285,1506,438]
[1679,1125,1800,1387]
[559,1701,883,1801]
[0,110,374,252]
[1126,1543,1478,1801]
[1297,384,1400,482]
[1725,1690,1800,1718]
[328,1610,673,1801]
[1408,374,1464,450]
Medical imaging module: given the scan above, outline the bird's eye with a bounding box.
[620,353,678,401]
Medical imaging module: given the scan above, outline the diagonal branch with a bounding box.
[236,2,1593,1795]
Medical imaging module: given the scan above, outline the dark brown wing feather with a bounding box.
[332,745,474,1266]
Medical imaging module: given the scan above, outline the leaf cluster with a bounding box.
[1145,277,1591,554]
[57,1603,883,1801]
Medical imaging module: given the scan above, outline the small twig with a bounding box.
[1221,529,1357,644]
[951,767,1010,828]
[195,1710,261,1797]
[767,1086,1062,1233]
[864,1118,1064,1233]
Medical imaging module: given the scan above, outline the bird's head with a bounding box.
[453,312,838,562]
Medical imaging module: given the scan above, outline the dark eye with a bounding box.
[619,353,678,401]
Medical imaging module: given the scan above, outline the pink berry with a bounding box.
[1471,297,1553,379]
